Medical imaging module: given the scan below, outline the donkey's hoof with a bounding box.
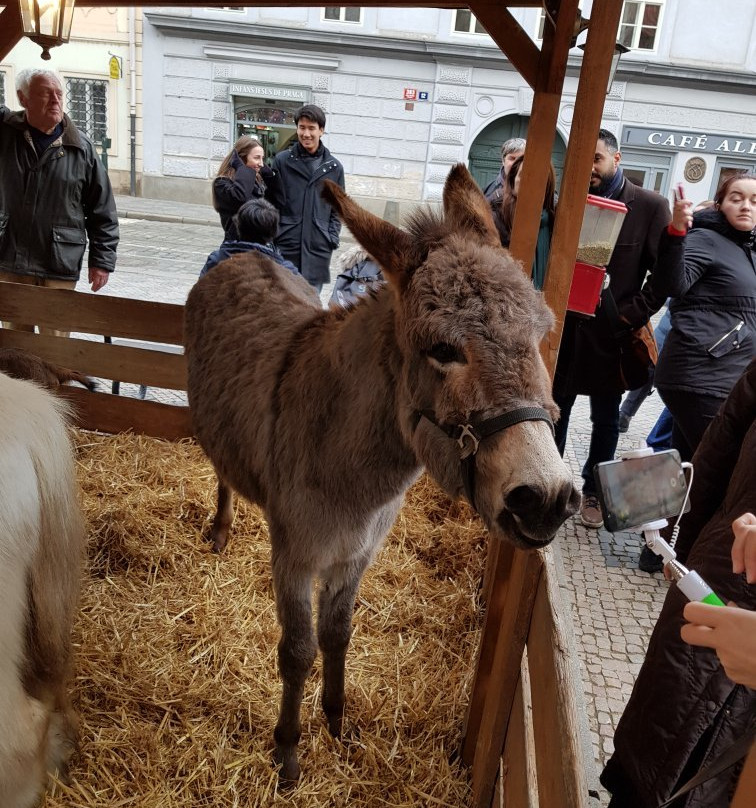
[273,746,301,785]
[207,530,227,554]
[326,712,343,738]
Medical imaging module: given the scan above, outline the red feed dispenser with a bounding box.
[567,194,628,316]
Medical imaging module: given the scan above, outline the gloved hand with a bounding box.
[259,165,275,182]
[229,150,245,171]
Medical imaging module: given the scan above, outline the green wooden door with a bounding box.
[468,114,566,191]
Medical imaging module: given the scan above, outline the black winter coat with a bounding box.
[654,208,756,400]
[212,164,268,240]
[554,180,670,396]
[0,107,118,280]
[269,142,345,285]
[601,358,756,808]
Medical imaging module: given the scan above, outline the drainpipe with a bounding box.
[128,7,137,196]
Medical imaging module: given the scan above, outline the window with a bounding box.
[618,1,663,50]
[323,7,362,24]
[0,72,6,107]
[453,9,486,35]
[65,78,108,144]
[209,6,244,11]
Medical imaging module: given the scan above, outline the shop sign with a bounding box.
[622,126,756,155]
[229,83,308,102]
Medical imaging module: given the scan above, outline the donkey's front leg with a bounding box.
[272,558,316,783]
[317,557,370,738]
[209,472,234,553]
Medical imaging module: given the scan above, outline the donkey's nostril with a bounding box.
[505,484,544,516]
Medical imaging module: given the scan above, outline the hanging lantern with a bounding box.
[19,0,76,61]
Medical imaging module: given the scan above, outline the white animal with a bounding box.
[0,372,84,807]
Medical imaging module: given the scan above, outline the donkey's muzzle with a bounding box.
[502,480,580,547]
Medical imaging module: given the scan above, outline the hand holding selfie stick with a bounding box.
[623,448,725,606]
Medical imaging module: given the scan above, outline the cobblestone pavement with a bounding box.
[106,194,671,803]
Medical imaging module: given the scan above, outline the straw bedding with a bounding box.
[43,430,488,807]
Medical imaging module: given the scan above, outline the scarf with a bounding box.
[593,167,625,200]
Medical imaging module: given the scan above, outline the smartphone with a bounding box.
[673,183,685,203]
[594,450,690,532]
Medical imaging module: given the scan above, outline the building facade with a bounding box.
[1,5,143,195]
[4,3,753,214]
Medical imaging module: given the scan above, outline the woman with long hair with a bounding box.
[212,136,276,240]
[490,154,557,290]
[653,172,756,460]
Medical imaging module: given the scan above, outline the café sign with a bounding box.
[622,126,756,155]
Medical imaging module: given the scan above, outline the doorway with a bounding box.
[468,114,566,191]
[234,99,299,161]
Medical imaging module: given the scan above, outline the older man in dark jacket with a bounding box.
[0,69,118,335]
[269,104,344,293]
[553,129,669,531]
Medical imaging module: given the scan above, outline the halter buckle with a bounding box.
[457,423,480,458]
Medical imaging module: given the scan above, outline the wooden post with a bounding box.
[540,0,626,375]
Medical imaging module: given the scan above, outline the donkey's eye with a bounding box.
[426,342,465,365]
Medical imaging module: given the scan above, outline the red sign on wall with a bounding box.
[403,88,417,100]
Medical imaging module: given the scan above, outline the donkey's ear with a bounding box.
[321,181,414,290]
[442,163,501,247]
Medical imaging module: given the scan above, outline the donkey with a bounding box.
[184,164,580,782]
[0,373,84,807]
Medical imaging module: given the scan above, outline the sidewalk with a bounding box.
[111,194,670,805]
[115,194,219,227]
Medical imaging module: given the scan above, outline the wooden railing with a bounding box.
[461,542,595,807]
[0,282,191,440]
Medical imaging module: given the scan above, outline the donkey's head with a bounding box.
[322,165,579,548]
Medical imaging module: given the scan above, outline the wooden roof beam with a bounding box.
[0,3,23,64]
[474,4,540,90]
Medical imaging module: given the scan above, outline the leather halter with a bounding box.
[417,406,555,513]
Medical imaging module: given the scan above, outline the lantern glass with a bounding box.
[18,1,75,59]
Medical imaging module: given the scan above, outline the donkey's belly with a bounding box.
[185,255,323,504]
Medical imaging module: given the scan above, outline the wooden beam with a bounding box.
[0,282,184,345]
[465,548,543,808]
[474,7,540,90]
[527,557,591,807]
[539,0,625,376]
[0,2,23,63]
[507,0,579,280]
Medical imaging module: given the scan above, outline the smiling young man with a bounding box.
[268,104,345,294]
[0,69,119,334]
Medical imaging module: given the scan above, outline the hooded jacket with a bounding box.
[601,358,756,808]
[654,207,756,399]
[269,141,344,285]
[0,106,118,281]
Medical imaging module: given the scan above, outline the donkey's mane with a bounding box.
[401,205,448,268]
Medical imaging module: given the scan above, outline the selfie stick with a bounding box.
[622,448,725,606]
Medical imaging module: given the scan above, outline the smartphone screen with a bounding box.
[594,450,690,532]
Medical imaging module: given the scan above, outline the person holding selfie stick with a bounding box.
[653,173,756,462]
[601,359,756,808]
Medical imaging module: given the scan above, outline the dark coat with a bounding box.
[269,142,345,285]
[554,180,670,396]
[654,209,756,400]
[600,358,756,808]
[212,164,268,240]
[200,240,299,278]
[0,107,118,280]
